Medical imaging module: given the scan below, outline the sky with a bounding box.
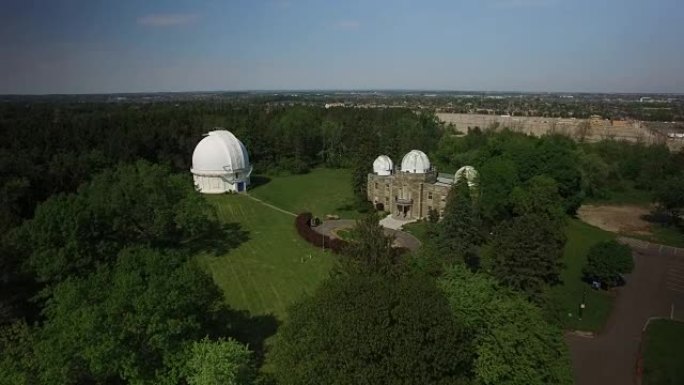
[1,0,683,94]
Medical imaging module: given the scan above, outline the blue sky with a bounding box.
[1,0,683,94]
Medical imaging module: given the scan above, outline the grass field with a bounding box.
[642,319,684,385]
[197,194,334,318]
[547,219,616,331]
[250,168,360,219]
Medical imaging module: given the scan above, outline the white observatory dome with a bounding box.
[455,166,478,188]
[373,155,394,176]
[401,150,431,174]
[191,129,252,194]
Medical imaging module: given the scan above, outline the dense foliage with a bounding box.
[439,265,573,385]
[271,273,473,385]
[583,240,634,288]
[436,180,482,270]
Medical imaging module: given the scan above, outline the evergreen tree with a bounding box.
[341,212,402,276]
[437,180,481,270]
[490,214,565,298]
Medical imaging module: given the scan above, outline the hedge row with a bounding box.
[295,213,348,253]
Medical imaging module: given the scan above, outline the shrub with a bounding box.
[294,213,348,253]
[582,240,634,288]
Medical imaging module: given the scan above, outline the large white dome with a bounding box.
[401,150,431,173]
[373,155,394,176]
[191,130,250,174]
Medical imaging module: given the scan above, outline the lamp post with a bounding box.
[579,287,586,320]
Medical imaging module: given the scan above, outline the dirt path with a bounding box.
[578,204,653,235]
[566,239,684,385]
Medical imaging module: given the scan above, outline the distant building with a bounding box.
[367,150,477,220]
[191,129,252,193]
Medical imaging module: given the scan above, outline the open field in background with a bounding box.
[197,194,334,318]
[642,319,684,385]
[249,168,361,219]
[548,219,616,331]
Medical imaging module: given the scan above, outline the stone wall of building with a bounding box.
[368,171,451,220]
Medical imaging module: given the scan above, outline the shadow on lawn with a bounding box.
[184,222,250,256]
[211,308,279,366]
[249,175,272,190]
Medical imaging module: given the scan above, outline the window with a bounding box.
[386,184,390,190]
[385,196,389,203]
[428,192,433,200]
[374,182,378,189]
[428,205,432,211]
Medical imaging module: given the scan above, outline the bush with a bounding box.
[294,213,348,253]
[582,240,634,288]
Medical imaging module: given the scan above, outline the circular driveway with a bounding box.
[312,219,421,252]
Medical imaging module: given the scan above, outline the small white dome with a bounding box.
[455,166,478,188]
[401,150,431,173]
[191,129,250,174]
[373,155,394,176]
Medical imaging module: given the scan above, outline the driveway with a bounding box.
[566,238,684,385]
[312,219,421,252]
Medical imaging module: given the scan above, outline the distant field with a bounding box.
[249,168,360,219]
[547,219,616,332]
[197,194,334,318]
[642,319,684,385]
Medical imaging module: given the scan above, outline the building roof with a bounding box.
[191,129,250,174]
[373,155,394,175]
[401,150,431,174]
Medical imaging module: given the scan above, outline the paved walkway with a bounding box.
[313,219,422,252]
[379,214,418,230]
[566,237,684,385]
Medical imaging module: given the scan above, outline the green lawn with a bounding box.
[403,220,430,243]
[546,219,616,331]
[250,168,360,219]
[197,194,334,318]
[642,319,684,385]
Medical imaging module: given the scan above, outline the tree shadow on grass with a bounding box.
[211,307,280,367]
[249,175,272,190]
[184,222,250,256]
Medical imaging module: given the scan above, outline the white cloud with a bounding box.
[333,20,360,30]
[137,13,199,27]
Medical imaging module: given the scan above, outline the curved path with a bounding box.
[566,237,684,385]
[312,219,422,252]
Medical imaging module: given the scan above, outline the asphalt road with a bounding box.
[566,238,684,385]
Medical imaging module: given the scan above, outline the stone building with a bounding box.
[367,150,477,220]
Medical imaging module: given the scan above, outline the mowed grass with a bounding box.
[197,194,334,318]
[547,219,616,331]
[642,319,684,385]
[250,168,361,219]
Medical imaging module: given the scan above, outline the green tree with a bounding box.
[439,265,573,385]
[653,175,684,223]
[271,273,473,385]
[341,212,402,276]
[18,160,224,284]
[437,180,481,270]
[186,337,255,385]
[509,175,565,224]
[34,247,225,385]
[479,156,519,222]
[582,240,634,288]
[490,214,565,298]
